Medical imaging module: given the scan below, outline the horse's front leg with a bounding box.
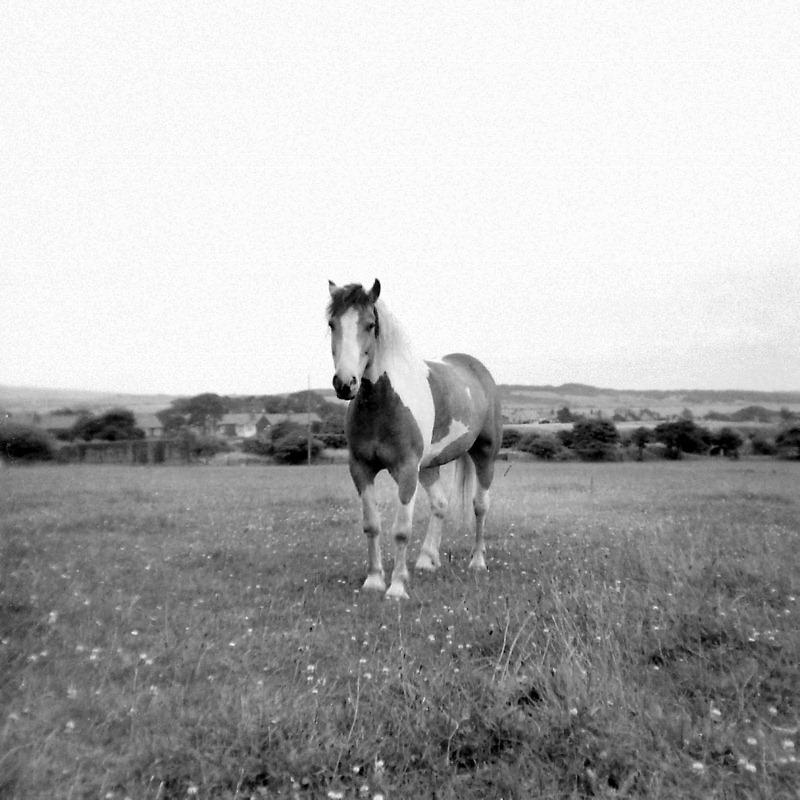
[351,462,385,592]
[385,461,419,600]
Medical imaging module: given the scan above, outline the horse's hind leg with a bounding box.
[415,467,446,572]
[468,447,495,571]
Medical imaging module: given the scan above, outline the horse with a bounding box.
[327,279,503,600]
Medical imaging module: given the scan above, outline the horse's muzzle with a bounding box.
[333,374,358,400]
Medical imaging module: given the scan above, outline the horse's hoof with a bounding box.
[385,583,410,601]
[362,574,387,593]
[414,553,439,572]
[468,556,488,571]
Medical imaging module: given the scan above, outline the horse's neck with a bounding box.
[367,301,428,386]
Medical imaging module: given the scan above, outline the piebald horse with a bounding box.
[327,279,502,600]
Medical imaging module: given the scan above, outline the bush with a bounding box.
[271,431,323,464]
[517,432,560,460]
[528,437,560,460]
[556,429,574,449]
[775,426,800,459]
[501,428,523,449]
[191,435,230,461]
[317,432,348,449]
[242,437,273,457]
[0,422,54,463]
[71,408,145,441]
[710,427,743,458]
[750,435,777,456]
[570,419,620,461]
[653,420,711,459]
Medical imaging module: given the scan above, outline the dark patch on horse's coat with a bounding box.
[347,372,424,480]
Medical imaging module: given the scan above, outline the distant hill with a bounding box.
[3,382,799,427]
[497,384,800,404]
[0,385,179,416]
[496,384,800,424]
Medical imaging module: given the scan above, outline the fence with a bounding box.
[55,438,192,465]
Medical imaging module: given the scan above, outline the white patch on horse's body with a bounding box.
[424,418,469,465]
[364,300,434,460]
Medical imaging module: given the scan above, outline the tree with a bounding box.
[72,408,144,441]
[653,420,711,459]
[170,394,227,432]
[556,406,577,423]
[156,408,188,435]
[775,426,800,459]
[711,427,743,458]
[570,419,619,461]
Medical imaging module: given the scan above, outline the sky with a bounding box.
[2,1,799,397]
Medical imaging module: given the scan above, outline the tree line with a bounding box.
[502,417,800,462]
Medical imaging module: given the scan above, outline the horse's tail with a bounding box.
[451,453,476,532]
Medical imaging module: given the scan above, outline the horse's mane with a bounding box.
[373,299,425,375]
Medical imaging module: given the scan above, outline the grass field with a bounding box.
[1,461,798,799]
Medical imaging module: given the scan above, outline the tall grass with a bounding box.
[1,461,798,798]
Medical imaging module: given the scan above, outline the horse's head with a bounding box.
[327,279,381,400]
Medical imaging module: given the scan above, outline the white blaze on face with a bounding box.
[333,308,368,389]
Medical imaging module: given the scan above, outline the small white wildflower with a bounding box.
[47,611,58,625]
[782,739,795,750]
[327,791,344,799]
[768,705,778,716]
[569,707,578,717]
[691,761,704,772]
[65,720,75,732]
[746,736,758,746]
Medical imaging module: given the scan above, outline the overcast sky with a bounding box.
[2,2,799,397]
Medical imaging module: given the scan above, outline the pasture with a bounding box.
[1,461,798,799]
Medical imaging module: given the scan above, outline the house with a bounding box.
[215,411,324,439]
[136,414,165,438]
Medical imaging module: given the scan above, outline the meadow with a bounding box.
[1,460,798,799]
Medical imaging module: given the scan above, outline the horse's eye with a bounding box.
[328,320,335,331]
[366,322,376,332]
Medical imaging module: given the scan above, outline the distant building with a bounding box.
[136,414,165,438]
[215,411,323,439]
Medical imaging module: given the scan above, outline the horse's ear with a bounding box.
[368,279,381,302]
[328,280,339,298]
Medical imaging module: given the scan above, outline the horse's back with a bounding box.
[426,353,503,457]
